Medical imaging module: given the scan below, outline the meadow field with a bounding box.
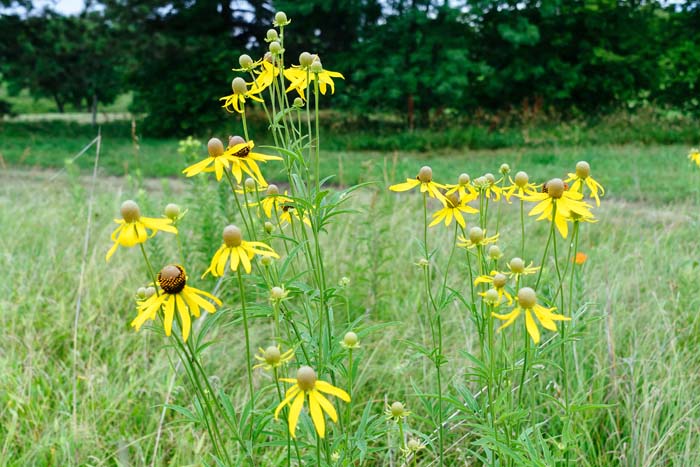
[1,123,699,465]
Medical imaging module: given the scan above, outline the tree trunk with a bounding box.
[54,93,65,113]
[407,93,415,132]
[91,93,98,126]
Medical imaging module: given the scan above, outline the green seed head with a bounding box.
[164,203,180,220]
[293,97,304,107]
[264,346,281,365]
[407,439,422,452]
[483,288,499,304]
[270,286,285,300]
[244,178,256,191]
[136,287,147,299]
[514,171,529,187]
[269,41,282,55]
[390,401,406,418]
[274,11,288,25]
[469,226,484,244]
[264,221,274,234]
[261,256,273,266]
[343,331,358,347]
[417,166,433,183]
[238,54,253,69]
[266,184,279,196]
[484,173,496,185]
[458,173,470,185]
[509,257,525,273]
[232,77,247,94]
[576,161,591,178]
[500,163,511,175]
[310,59,323,73]
[517,287,537,308]
[145,286,156,298]
[266,29,279,42]
[488,245,502,260]
[546,178,565,199]
[493,273,507,289]
[299,52,313,67]
[296,366,317,391]
[120,200,140,222]
[223,225,243,247]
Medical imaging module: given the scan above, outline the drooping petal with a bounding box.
[275,385,300,419]
[315,380,350,402]
[288,391,306,438]
[175,293,191,342]
[389,179,421,192]
[308,390,326,438]
[163,295,176,337]
[525,310,540,344]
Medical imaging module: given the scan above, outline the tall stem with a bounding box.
[236,269,255,420]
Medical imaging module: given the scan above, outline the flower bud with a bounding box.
[223,225,243,247]
[575,161,591,178]
[499,163,510,175]
[310,59,323,73]
[145,286,156,298]
[509,257,525,273]
[269,41,282,55]
[261,256,273,266]
[264,51,273,63]
[164,203,180,220]
[390,401,406,418]
[483,288,499,304]
[266,29,279,42]
[517,287,537,308]
[458,173,470,185]
[208,137,225,157]
[238,54,253,69]
[417,166,432,183]
[296,366,317,391]
[407,439,423,452]
[492,273,507,289]
[244,177,256,191]
[266,184,279,196]
[264,221,274,234]
[299,52,313,67]
[232,77,247,94]
[339,276,351,287]
[417,258,430,268]
[274,11,288,25]
[514,171,529,187]
[546,178,565,199]
[473,176,487,189]
[270,286,286,300]
[343,331,358,348]
[263,346,281,365]
[484,173,495,185]
[120,200,140,222]
[488,245,502,260]
[136,287,147,299]
[469,226,484,244]
[293,97,304,107]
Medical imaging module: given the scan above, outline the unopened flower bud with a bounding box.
[232,77,247,94]
[269,41,282,55]
[238,54,253,69]
[514,171,529,187]
[264,51,273,63]
[145,286,156,298]
[261,256,273,266]
[417,166,432,183]
[473,176,487,188]
[299,52,313,67]
[343,331,358,348]
[484,173,496,185]
[270,286,286,300]
[488,245,502,260]
[417,258,430,268]
[120,200,140,222]
[296,366,317,391]
[266,184,279,196]
[293,97,304,107]
[546,178,565,198]
[136,287,147,299]
[407,439,423,452]
[493,273,507,289]
[164,203,180,220]
[339,276,351,287]
[469,226,484,244]
[483,288,499,304]
[517,287,537,308]
[499,163,510,175]
[509,257,525,273]
[390,401,406,418]
[266,29,279,42]
[263,346,281,365]
[274,11,288,26]
[223,225,243,247]
[458,173,470,185]
[310,59,323,73]
[264,221,274,234]
[244,178,256,191]
[576,161,591,178]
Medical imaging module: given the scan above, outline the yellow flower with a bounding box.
[504,171,540,201]
[248,59,278,95]
[458,227,499,249]
[565,161,605,206]
[222,139,282,185]
[492,287,569,344]
[275,366,350,438]
[106,200,177,261]
[522,178,594,238]
[473,174,503,201]
[220,76,263,113]
[279,204,312,227]
[389,166,446,202]
[253,345,294,371]
[475,271,513,306]
[203,225,279,276]
[131,265,221,342]
[284,58,344,99]
[506,257,539,280]
[445,173,479,200]
[429,192,479,229]
[183,137,239,182]
[689,148,700,167]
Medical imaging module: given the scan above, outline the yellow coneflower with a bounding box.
[473,174,503,201]
[106,200,177,261]
[203,225,279,276]
[248,59,278,95]
[131,265,221,342]
[445,173,478,200]
[458,226,499,249]
[429,192,479,229]
[275,366,350,438]
[475,271,513,306]
[390,166,446,202]
[523,178,594,238]
[689,148,700,167]
[341,331,360,349]
[222,139,282,185]
[504,171,539,201]
[253,345,294,371]
[220,77,263,113]
[492,287,569,344]
[506,257,539,280]
[284,54,344,99]
[182,137,242,182]
[565,161,605,206]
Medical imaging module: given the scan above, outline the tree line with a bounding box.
[1,0,698,134]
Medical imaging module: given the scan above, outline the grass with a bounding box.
[1,136,700,465]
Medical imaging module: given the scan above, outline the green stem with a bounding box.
[520,198,526,258]
[236,269,255,421]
